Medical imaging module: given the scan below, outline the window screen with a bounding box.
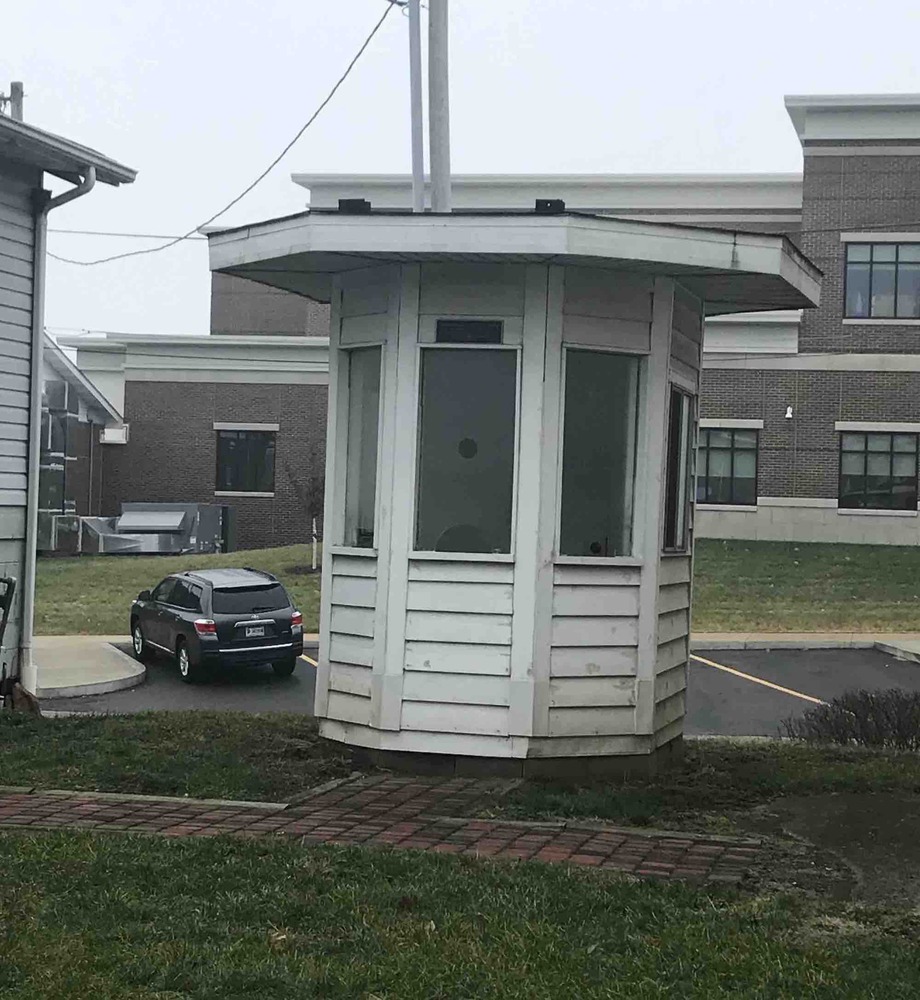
[415,348,517,553]
[343,347,382,548]
[216,430,275,493]
[559,350,640,557]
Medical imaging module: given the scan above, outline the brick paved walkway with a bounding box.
[0,774,760,884]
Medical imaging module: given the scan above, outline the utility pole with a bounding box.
[408,0,425,212]
[428,0,451,213]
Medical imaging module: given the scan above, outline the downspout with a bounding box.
[20,166,96,693]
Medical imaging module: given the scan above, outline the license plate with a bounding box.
[245,626,265,638]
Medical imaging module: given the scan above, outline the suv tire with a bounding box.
[273,656,297,678]
[131,620,149,662]
[177,639,204,684]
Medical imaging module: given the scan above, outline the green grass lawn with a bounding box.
[35,544,321,635]
[2,831,919,999]
[35,538,920,636]
[693,538,920,632]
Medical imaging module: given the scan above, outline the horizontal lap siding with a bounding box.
[562,268,653,352]
[549,562,640,736]
[326,553,377,726]
[402,558,512,735]
[0,167,34,514]
[656,556,691,734]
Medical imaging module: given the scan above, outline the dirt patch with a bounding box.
[740,792,920,907]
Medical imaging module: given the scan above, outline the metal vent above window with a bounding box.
[436,319,503,344]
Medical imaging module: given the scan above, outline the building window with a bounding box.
[663,387,693,551]
[215,430,275,494]
[559,350,640,557]
[415,346,517,553]
[697,428,758,505]
[845,244,920,319]
[343,346,382,548]
[839,432,918,511]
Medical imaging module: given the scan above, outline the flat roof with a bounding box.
[0,115,135,186]
[209,209,821,317]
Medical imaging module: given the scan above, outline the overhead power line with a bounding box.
[48,1,396,267]
[49,228,208,240]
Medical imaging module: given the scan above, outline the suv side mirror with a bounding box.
[137,589,151,602]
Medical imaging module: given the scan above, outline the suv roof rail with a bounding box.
[242,567,276,581]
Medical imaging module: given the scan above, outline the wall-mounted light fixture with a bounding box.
[784,406,793,419]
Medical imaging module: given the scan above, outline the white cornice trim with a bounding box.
[841,232,920,242]
[700,418,764,429]
[836,420,920,433]
[214,422,280,432]
[705,353,920,372]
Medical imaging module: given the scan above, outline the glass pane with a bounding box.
[212,585,290,614]
[734,451,756,479]
[871,263,896,317]
[343,347,382,548]
[560,351,640,557]
[873,244,897,262]
[866,434,890,452]
[897,263,920,318]
[845,263,871,318]
[734,477,757,505]
[847,244,871,262]
[733,429,757,449]
[708,450,732,478]
[416,349,517,554]
[899,244,920,262]
[708,429,732,448]
[894,434,917,453]
[663,388,692,551]
[841,433,865,452]
[867,453,890,477]
[698,428,709,448]
[839,476,864,508]
[893,454,916,477]
[841,452,864,476]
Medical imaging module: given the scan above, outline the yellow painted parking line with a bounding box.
[690,653,828,706]
[301,653,319,667]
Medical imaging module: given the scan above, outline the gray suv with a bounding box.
[130,568,303,683]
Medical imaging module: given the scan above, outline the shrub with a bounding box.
[783,688,920,751]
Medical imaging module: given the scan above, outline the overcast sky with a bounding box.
[6,0,920,337]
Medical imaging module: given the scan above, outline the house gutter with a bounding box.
[20,166,96,693]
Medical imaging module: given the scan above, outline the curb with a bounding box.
[690,637,878,651]
[35,642,146,699]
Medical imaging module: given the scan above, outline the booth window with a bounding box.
[697,428,758,505]
[663,387,693,551]
[216,430,275,494]
[343,346,382,548]
[839,431,918,510]
[559,350,640,557]
[416,347,517,553]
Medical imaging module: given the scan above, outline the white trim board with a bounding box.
[836,421,920,433]
[841,232,920,243]
[699,418,764,429]
[706,353,920,372]
[213,422,280,432]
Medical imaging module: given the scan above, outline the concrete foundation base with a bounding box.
[351,736,685,781]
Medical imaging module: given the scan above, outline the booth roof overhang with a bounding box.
[207,209,821,317]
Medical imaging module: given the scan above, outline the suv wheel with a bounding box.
[177,639,203,684]
[273,656,297,678]
[131,620,148,661]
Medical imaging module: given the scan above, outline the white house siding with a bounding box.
[325,553,377,726]
[655,557,691,744]
[0,161,37,674]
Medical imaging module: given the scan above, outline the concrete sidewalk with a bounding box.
[34,635,145,699]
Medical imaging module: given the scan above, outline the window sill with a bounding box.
[328,545,378,558]
[696,503,758,513]
[409,550,515,563]
[214,491,275,498]
[554,555,643,567]
[836,507,918,517]
[841,318,920,326]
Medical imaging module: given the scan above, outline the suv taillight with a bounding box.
[194,618,217,636]
[291,611,303,628]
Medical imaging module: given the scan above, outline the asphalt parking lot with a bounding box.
[45,642,920,737]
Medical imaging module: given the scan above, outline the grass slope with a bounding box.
[35,544,321,635]
[2,832,919,999]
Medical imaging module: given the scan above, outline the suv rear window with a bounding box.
[211,584,289,615]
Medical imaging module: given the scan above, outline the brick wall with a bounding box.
[210,274,331,338]
[100,380,328,551]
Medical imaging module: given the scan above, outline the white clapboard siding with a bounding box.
[673,286,703,343]
[548,676,636,708]
[419,261,526,317]
[550,645,638,678]
[329,605,375,639]
[563,268,653,321]
[329,632,374,667]
[562,314,651,353]
[552,585,640,617]
[655,664,687,703]
[340,276,392,318]
[657,609,689,646]
[553,564,642,587]
[326,690,373,725]
[547,705,635,738]
[331,574,377,609]
[405,610,512,645]
[404,641,511,676]
[403,671,509,706]
[551,616,639,647]
[402,700,509,736]
[670,328,701,370]
[340,313,385,346]
[658,582,690,615]
[409,559,514,584]
[654,690,686,732]
[406,580,513,615]
[658,556,691,586]
[656,637,688,674]
[332,554,378,578]
[328,662,373,698]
